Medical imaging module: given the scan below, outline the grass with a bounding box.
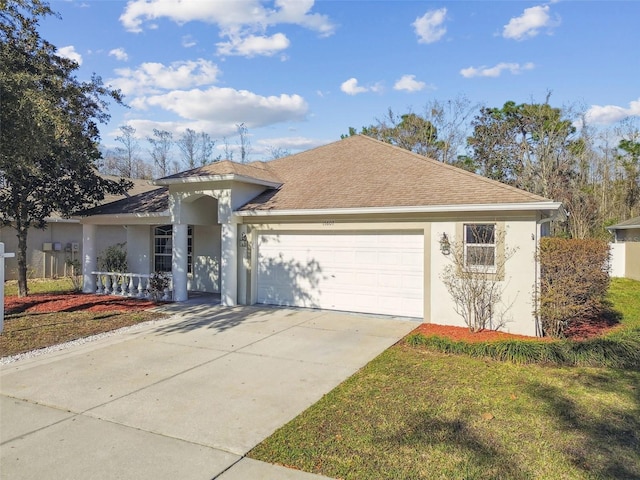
[1,279,164,357]
[4,278,77,296]
[249,278,640,479]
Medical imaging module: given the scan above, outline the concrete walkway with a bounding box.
[0,300,417,479]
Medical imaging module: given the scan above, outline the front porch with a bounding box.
[79,173,269,307]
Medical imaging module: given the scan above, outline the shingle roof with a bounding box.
[79,187,168,216]
[240,135,548,211]
[51,176,160,219]
[82,136,554,218]
[608,216,640,229]
[157,160,282,184]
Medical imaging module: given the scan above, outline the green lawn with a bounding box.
[249,278,640,479]
[4,278,77,296]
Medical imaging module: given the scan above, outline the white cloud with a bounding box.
[120,0,335,59]
[256,136,321,151]
[503,5,559,40]
[108,48,129,61]
[109,59,220,96]
[216,32,290,57]
[341,78,367,95]
[584,98,640,125]
[413,8,447,44]
[58,45,82,65]
[460,62,535,78]
[182,35,197,48]
[136,86,308,128]
[340,78,382,96]
[393,74,430,92]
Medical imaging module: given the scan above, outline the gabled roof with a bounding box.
[240,135,549,212]
[156,160,282,186]
[607,216,640,230]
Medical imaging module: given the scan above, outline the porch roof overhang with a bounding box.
[154,173,282,189]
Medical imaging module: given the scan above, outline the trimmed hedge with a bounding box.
[538,238,610,338]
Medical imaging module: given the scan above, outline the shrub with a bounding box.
[65,258,82,291]
[148,271,170,301]
[406,332,640,370]
[97,243,127,273]
[538,238,610,338]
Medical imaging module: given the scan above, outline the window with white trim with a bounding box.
[154,225,193,273]
[464,224,496,270]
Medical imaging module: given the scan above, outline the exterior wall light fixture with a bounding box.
[439,233,451,255]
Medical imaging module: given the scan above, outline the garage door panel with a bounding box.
[257,232,424,318]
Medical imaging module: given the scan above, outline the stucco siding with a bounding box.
[190,224,221,292]
[626,243,640,281]
[610,243,626,278]
[430,219,538,336]
[240,214,540,336]
[0,223,125,281]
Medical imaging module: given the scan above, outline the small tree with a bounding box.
[440,227,517,332]
[0,0,131,297]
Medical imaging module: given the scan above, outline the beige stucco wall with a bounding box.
[190,224,221,292]
[240,211,541,336]
[0,222,125,281]
[626,242,640,281]
[430,218,538,336]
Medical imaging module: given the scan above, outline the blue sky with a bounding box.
[42,0,640,162]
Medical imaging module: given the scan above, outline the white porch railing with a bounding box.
[91,272,173,301]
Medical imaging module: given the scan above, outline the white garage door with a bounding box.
[257,232,424,318]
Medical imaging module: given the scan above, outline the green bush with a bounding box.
[406,331,640,370]
[538,238,610,337]
[97,243,128,273]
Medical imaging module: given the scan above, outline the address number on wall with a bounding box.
[322,220,335,227]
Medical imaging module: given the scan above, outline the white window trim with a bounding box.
[153,225,193,274]
[463,223,497,273]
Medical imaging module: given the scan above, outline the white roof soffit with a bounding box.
[235,201,564,217]
[154,174,281,189]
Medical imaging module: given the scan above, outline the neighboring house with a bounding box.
[608,216,640,281]
[0,176,158,281]
[80,135,563,336]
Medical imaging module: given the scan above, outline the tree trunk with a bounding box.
[16,224,29,297]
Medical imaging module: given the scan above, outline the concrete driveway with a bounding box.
[0,302,417,479]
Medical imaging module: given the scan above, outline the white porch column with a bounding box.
[172,223,188,302]
[82,224,97,293]
[221,222,238,306]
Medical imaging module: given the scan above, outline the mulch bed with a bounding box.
[5,293,616,342]
[412,318,618,343]
[4,293,160,315]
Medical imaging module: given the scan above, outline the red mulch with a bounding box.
[5,293,617,341]
[4,293,159,315]
[411,318,617,343]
